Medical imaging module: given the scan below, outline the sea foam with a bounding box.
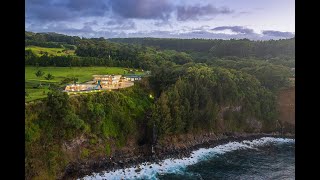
[79,137,294,180]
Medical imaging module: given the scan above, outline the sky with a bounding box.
[25,0,295,40]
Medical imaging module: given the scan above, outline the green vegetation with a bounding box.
[26,66,137,82]
[25,84,152,179]
[25,88,49,102]
[81,148,90,159]
[150,64,278,137]
[25,46,75,56]
[25,66,144,102]
[25,31,294,179]
[34,69,45,86]
[25,31,80,48]
[110,37,295,58]
[207,59,292,92]
[105,144,111,156]
[25,32,294,71]
[44,73,55,81]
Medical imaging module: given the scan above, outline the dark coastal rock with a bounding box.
[61,133,294,179]
[135,167,141,173]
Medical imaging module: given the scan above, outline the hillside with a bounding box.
[25,46,75,56]
[25,31,295,179]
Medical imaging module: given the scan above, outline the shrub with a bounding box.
[105,144,111,156]
[81,148,90,159]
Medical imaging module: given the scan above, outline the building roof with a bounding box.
[124,75,141,78]
[93,75,113,77]
[93,74,122,77]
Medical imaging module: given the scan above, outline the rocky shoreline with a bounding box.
[61,132,294,179]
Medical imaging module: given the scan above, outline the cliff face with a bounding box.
[61,103,276,179]
[277,86,295,133]
[26,85,293,179]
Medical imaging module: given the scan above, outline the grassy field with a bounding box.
[25,46,75,56]
[25,66,144,102]
[25,88,50,102]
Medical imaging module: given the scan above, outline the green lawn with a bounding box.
[25,46,75,56]
[25,88,50,102]
[25,66,145,102]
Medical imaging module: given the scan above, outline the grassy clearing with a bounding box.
[25,66,143,82]
[25,46,75,56]
[25,88,49,102]
[25,66,145,102]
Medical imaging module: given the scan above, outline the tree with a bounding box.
[45,73,54,80]
[154,93,172,136]
[44,73,54,88]
[35,70,45,86]
[71,77,78,85]
[170,85,184,133]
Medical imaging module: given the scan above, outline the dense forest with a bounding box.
[25,31,81,46]
[25,32,294,69]
[150,64,278,138]
[109,37,295,58]
[25,31,294,179]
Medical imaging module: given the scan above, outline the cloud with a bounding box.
[153,20,172,27]
[103,20,136,30]
[25,1,294,40]
[176,4,233,21]
[63,25,94,34]
[84,21,98,26]
[109,1,234,21]
[174,31,260,39]
[118,29,284,40]
[127,30,173,38]
[262,30,294,38]
[232,11,251,18]
[28,25,295,40]
[26,0,234,24]
[211,26,254,34]
[239,11,250,14]
[38,23,94,34]
[109,0,173,20]
[122,28,294,40]
[102,18,136,30]
[66,0,107,11]
[31,23,123,38]
[26,4,74,22]
[66,0,109,16]
[190,25,210,31]
[26,0,109,22]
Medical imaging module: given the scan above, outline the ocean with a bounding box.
[80,137,295,180]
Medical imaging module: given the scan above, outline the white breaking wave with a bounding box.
[79,137,294,180]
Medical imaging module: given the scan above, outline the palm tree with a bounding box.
[35,70,45,87]
[45,73,55,88]
[71,77,78,85]
[45,73,54,80]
